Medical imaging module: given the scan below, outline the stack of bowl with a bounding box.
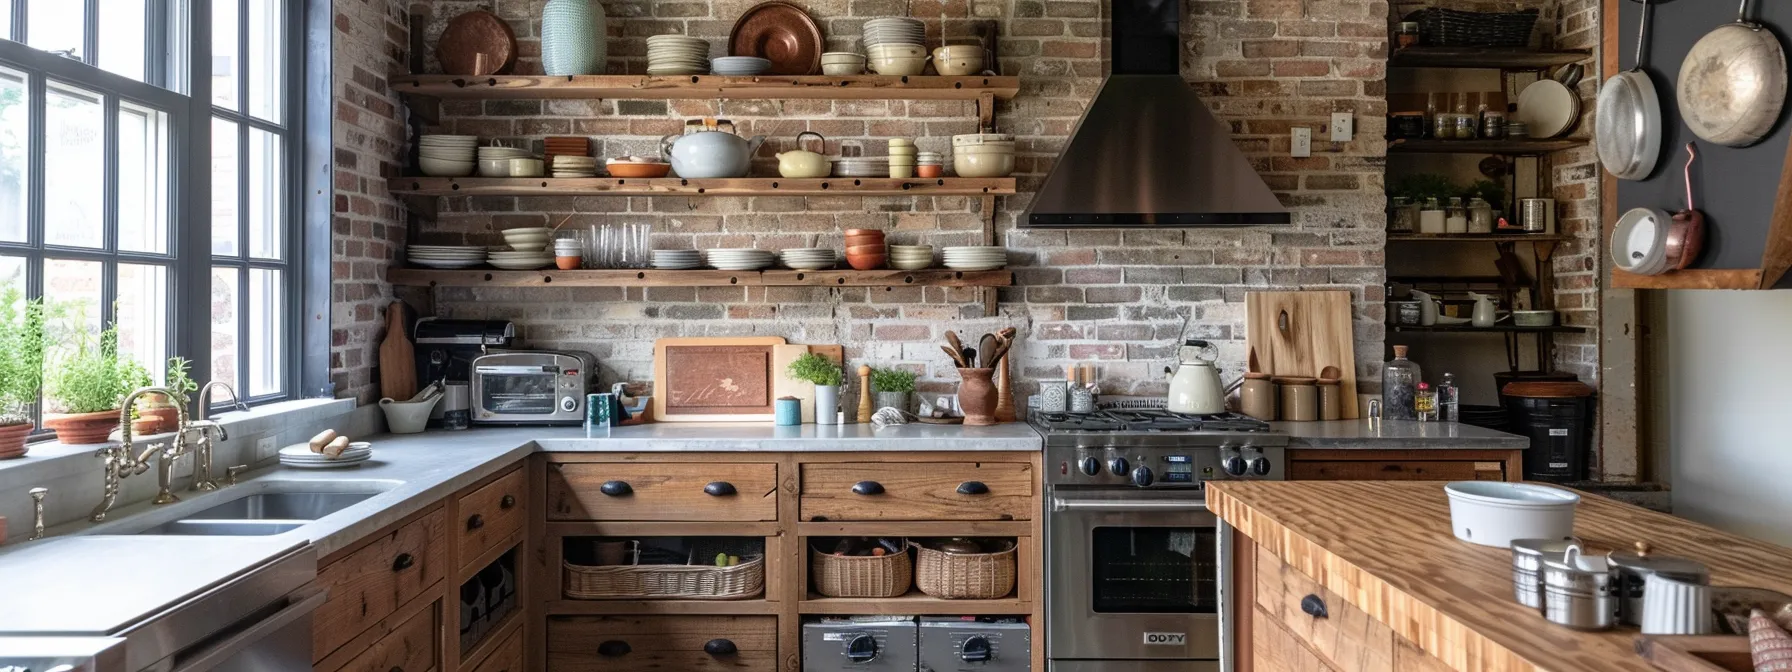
[553,236,583,270]
[888,139,916,178]
[932,45,985,76]
[780,248,837,270]
[499,227,552,252]
[647,35,710,75]
[419,135,477,176]
[889,245,933,270]
[862,18,927,75]
[844,229,886,270]
[916,151,944,178]
[477,145,531,177]
[952,133,1015,178]
[711,56,771,76]
[489,227,554,269]
[821,52,867,75]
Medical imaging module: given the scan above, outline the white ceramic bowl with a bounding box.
[478,158,512,177]
[1443,481,1580,548]
[869,43,927,59]
[379,396,440,434]
[935,57,985,76]
[508,158,545,177]
[868,55,929,76]
[822,63,865,75]
[953,152,1014,178]
[419,158,475,177]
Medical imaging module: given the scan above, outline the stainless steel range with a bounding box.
[1038,407,1287,672]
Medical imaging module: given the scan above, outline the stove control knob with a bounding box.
[1078,456,1102,476]
[1107,456,1130,476]
[1243,446,1271,477]
[1131,466,1155,487]
[1221,448,1247,477]
[960,635,992,663]
[846,634,879,663]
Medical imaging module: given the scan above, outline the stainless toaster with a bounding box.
[470,350,595,425]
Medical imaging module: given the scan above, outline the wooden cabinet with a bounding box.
[798,461,1034,521]
[1288,449,1521,482]
[465,625,524,672]
[455,467,526,572]
[547,615,779,672]
[313,508,447,663]
[329,600,440,672]
[546,462,779,522]
[1253,547,1392,671]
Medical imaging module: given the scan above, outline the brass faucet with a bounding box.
[91,386,191,521]
[186,381,244,491]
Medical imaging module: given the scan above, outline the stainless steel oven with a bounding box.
[471,350,595,425]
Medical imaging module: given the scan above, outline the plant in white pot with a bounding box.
[45,319,151,445]
[871,367,916,413]
[786,353,844,425]
[0,290,47,458]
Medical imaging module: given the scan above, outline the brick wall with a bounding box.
[1545,0,1601,384]
[392,0,1391,400]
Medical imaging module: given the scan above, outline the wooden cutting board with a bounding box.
[378,301,417,401]
[1246,291,1359,419]
[770,344,843,423]
[653,337,787,422]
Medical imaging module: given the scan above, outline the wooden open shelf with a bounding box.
[388,268,1014,288]
[389,176,1016,198]
[1389,233,1568,243]
[1388,138,1588,155]
[799,591,1029,615]
[1390,46,1592,69]
[390,73,1021,101]
[1389,324,1587,334]
[1611,268,1771,290]
[545,599,781,616]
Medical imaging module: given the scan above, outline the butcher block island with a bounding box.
[1207,481,1792,672]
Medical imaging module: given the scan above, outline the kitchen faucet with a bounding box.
[90,386,191,521]
[186,381,246,491]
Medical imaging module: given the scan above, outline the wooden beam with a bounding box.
[388,176,1017,198]
[387,74,1021,101]
[1760,117,1792,288]
[1610,268,1765,290]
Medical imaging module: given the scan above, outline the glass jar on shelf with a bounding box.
[1396,22,1420,49]
[1389,197,1418,233]
[1445,197,1468,234]
[1482,110,1507,139]
[1418,197,1446,234]
[1467,197,1495,234]
[1452,98,1477,139]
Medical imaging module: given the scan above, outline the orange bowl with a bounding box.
[606,162,671,178]
[843,228,885,237]
[846,243,886,255]
[845,254,887,270]
[844,235,885,247]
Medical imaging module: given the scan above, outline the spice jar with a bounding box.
[1482,109,1507,139]
[1390,197,1417,233]
[1432,111,1456,140]
[1419,197,1446,234]
[1468,197,1496,234]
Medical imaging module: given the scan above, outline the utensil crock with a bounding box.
[956,368,998,426]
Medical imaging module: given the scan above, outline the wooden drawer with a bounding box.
[313,508,447,662]
[468,625,524,672]
[457,467,526,569]
[328,600,438,672]
[799,461,1034,521]
[1254,606,1340,672]
[1254,547,1392,671]
[547,615,778,671]
[1289,459,1505,481]
[547,462,778,522]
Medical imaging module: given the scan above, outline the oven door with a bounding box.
[474,364,565,418]
[1047,489,1222,662]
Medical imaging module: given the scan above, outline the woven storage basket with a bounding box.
[811,545,913,598]
[1415,7,1539,48]
[913,542,1017,600]
[563,555,765,600]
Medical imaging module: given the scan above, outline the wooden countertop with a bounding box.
[1207,481,1792,672]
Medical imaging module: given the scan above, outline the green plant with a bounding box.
[1463,179,1507,209]
[46,318,152,415]
[870,367,917,394]
[786,353,844,387]
[1391,173,1458,203]
[0,290,46,425]
[162,357,197,407]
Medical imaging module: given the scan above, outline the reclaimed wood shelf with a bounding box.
[390,73,1021,101]
[388,268,1015,288]
[544,599,781,616]
[389,176,1016,198]
[1610,268,1773,290]
[1390,46,1592,69]
[799,591,1029,615]
[1388,233,1569,242]
[1388,138,1588,155]
[1389,324,1587,334]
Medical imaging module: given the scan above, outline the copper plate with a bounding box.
[437,10,517,76]
[728,1,823,76]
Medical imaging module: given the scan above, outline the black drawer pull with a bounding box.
[598,640,631,657]
[600,480,633,496]
[1301,594,1329,619]
[392,553,414,572]
[852,481,885,496]
[500,494,516,509]
[704,639,738,656]
[466,514,484,531]
[704,481,737,496]
[956,481,989,495]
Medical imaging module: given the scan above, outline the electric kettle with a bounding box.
[1166,339,1227,414]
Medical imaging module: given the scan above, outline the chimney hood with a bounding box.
[1023,0,1291,228]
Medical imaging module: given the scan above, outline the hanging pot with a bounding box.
[1596,0,1662,180]
[1677,0,1788,148]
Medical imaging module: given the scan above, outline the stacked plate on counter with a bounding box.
[408,245,488,268]
[419,135,477,177]
[780,247,837,270]
[942,245,1006,270]
[711,56,771,76]
[279,443,372,469]
[651,249,704,269]
[833,157,887,177]
[553,155,599,178]
[889,244,934,270]
[647,34,711,75]
[706,248,776,270]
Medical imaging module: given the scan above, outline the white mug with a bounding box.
[1640,573,1714,635]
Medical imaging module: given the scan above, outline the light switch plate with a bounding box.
[1291,127,1312,158]
[256,435,277,461]
[1331,112,1354,142]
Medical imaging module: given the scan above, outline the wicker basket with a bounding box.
[913,541,1016,600]
[811,545,913,598]
[1415,7,1539,48]
[563,555,765,600]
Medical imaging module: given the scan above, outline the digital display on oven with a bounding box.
[1161,454,1194,483]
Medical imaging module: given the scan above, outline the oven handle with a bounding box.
[1050,497,1210,512]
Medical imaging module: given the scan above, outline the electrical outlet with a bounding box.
[1291,127,1312,158]
[1331,112,1354,142]
[256,435,277,461]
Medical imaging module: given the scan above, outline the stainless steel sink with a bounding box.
[133,520,307,536]
[176,492,375,521]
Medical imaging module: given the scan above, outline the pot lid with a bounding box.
[1607,541,1711,579]
[1510,537,1582,557]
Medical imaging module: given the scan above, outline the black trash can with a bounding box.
[1501,381,1595,483]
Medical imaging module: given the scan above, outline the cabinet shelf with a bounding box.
[545,599,780,615]
[1389,324,1587,334]
[1388,233,1568,243]
[1387,138,1587,155]
[390,73,1020,101]
[1390,46,1592,69]
[800,591,1029,615]
[389,176,1016,198]
[389,268,1014,289]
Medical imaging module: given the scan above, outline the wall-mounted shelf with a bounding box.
[1390,324,1587,334]
[389,74,1021,101]
[1389,233,1569,243]
[388,268,1015,289]
[1610,268,1772,290]
[1388,139,1588,155]
[1390,46,1592,69]
[389,176,1016,198]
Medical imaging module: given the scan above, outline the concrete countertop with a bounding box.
[1275,419,1529,450]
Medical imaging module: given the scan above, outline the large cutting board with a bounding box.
[1246,291,1359,419]
[653,337,787,422]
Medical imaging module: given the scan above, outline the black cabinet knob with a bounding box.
[391,553,414,572]
[956,481,989,495]
[466,514,485,531]
[1300,594,1329,619]
[598,640,632,657]
[600,480,633,496]
[851,481,885,496]
[499,494,516,509]
[704,481,737,496]
[703,639,738,656]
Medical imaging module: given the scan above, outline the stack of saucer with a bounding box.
[942,245,1007,270]
[651,250,704,269]
[706,248,776,270]
[647,34,710,75]
[407,245,488,269]
[419,135,477,176]
[487,249,554,270]
[711,56,771,76]
[889,244,934,270]
[780,248,837,270]
[833,157,887,177]
[553,155,599,177]
[279,443,372,469]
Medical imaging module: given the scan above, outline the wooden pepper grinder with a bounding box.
[856,365,873,424]
[994,327,1017,422]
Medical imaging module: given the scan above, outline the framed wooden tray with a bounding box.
[652,337,787,422]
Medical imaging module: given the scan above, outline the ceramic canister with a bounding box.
[775,397,801,426]
[540,0,608,76]
[1640,573,1715,635]
[1039,380,1068,413]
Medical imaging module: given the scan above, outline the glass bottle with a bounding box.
[1439,372,1460,423]
[1445,197,1468,234]
[1382,345,1422,421]
[1415,382,1438,421]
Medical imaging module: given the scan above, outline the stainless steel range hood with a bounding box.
[1023,0,1290,228]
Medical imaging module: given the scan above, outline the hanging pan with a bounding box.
[1597,0,1663,180]
[1677,0,1787,148]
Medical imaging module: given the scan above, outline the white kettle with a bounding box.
[1166,340,1227,415]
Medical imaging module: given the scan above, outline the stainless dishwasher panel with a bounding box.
[119,545,317,672]
[162,589,326,672]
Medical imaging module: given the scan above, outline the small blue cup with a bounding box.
[774,397,801,426]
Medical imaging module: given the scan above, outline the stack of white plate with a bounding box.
[420,135,477,176]
[408,245,488,268]
[706,248,776,271]
[942,245,1006,270]
[279,443,372,469]
[647,34,710,75]
[711,56,771,76]
[488,249,554,270]
[780,248,837,270]
[476,145,531,176]
[833,157,888,177]
[862,17,925,47]
[651,250,704,269]
[553,155,599,177]
[499,227,552,252]
[889,244,934,270]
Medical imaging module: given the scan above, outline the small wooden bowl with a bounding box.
[845,254,886,270]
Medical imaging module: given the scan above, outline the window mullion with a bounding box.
[172,0,214,400]
[84,0,100,67]
[25,70,41,254]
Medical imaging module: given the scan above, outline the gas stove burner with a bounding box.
[1032,408,1271,433]
[1032,411,1125,431]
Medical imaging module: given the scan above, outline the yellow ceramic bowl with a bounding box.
[868,55,929,76]
[953,152,1014,178]
[868,43,927,59]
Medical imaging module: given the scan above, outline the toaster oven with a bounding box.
[470,351,595,425]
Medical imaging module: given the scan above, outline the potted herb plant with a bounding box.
[786,352,844,425]
[0,291,46,458]
[132,357,195,435]
[870,367,916,413]
[45,320,151,444]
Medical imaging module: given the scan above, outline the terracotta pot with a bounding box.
[45,410,121,445]
[957,367,998,426]
[0,422,31,459]
[134,405,181,435]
